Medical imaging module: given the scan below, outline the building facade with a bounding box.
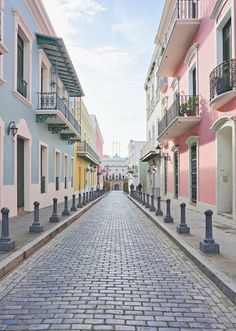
[74,100,100,194]
[103,155,128,190]
[147,0,236,220]
[128,140,146,190]
[90,114,105,189]
[0,0,84,216]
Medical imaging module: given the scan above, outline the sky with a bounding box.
[42,0,165,157]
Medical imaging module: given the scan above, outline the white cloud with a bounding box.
[42,0,106,36]
[68,44,133,76]
[112,19,144,44]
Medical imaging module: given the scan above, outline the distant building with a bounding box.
[127,140,146,191]
[103,155,128,191]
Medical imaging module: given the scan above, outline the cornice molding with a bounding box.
[210,0,227,20]
[184,43,199,67]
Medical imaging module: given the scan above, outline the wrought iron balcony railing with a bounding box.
[210,59,236,101]
[158,95,200,136]
[162,0,199,52]
[17,78,27,98]
[77,141,100,164]
[38,92,81,135]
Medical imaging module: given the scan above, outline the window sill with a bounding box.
[13,90,32,108]
[0,41,9,55]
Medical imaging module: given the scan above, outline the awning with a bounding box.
[36,33,84,97]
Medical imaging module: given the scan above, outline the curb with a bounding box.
[0,193,109,280]
[128,194,236,305]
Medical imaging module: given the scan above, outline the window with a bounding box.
[39,50,50,95]
[222,18,231,61]
[64,155,68,189]
[40,144,48,194]
[190,144,197,204]
[13,10,34,105]
[71,158,74,188]
[174,151,179,198]
[55,151,60,191]
[17,34,26,97]
[164,156,168,195]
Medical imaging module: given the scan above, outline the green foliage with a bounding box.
[123,180,129,193]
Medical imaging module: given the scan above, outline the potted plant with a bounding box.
[186,96,199,116]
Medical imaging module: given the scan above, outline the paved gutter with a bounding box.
[127,194,236,305]
[0,193,109,280]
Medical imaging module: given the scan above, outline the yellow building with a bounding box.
[73,98,100,194]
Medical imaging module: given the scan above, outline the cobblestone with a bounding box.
[0,192,236,330]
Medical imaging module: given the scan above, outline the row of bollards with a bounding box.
[0,189,106,252]
[131,190,220,254]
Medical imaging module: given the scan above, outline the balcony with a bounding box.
[158,77,168,93]
[209,59,236,110]
[36,92,81,141]
[157,0,200,76]
[140,139,161,162]
[158,95,201,141]
[77,141,100,166]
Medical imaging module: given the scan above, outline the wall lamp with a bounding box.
[7,121,18,137]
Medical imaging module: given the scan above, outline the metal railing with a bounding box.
[41,176,46,194]
[161,0,199,57]
[17,78,27,98]
[158,95,200,136]
[210,59,236,101]
[77,141,100,164]
[55,176,59,191]
[38,92,81,135]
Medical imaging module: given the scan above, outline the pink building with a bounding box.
[146,0,236,220]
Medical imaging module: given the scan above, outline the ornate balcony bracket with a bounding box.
[36,114,57,122]
[48,124,69,134]
[60,133,76,141]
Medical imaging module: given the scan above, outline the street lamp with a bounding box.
[7,121,18,137]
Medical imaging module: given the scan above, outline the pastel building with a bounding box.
[128,140,146,190]
[74,99,100,194]
[147,0,236,220]
[103,155,128,190]
[0,0,84,216]
[90,114,105,189]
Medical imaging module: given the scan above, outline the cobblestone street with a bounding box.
[0,192,236,331]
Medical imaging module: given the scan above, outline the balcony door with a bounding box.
[223,18,231,62]
[164,156,168,195]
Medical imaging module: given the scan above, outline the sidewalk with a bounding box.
[128,194,236,304]
[0,193,107,278]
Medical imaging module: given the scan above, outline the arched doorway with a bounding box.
[113,183,120,190]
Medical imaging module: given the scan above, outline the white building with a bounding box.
[103,155,128,190]
[128,140,146,190]
[140,48,163,197]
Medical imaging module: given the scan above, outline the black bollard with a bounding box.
[0,208,15,251]
[49,198,60,222]
[142,193,146,206]
[145,194,150,208]
[139,192,143,204]
[155,196,163,216]
[86,192,89,204]
[163,199,173,223]
[177,203,190,234]
[71,194,77,212]
[62,196,70,216]
[82,192,87,206]
[200,210,219,254]
[29,201,44,233]
[77,193,83,208]
[150,195,156,212]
